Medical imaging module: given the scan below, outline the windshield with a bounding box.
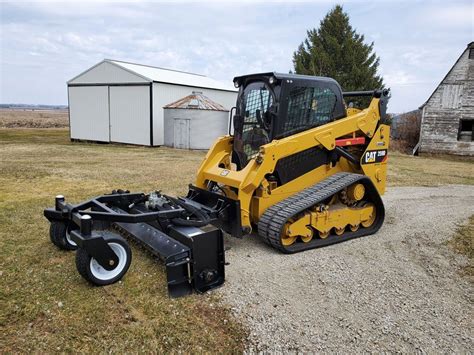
[233,81,274,168]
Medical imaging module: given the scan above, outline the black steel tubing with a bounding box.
[334,146,360,166]
[342,90,377,97]
[74,210,184,223]
[343,89,389,98]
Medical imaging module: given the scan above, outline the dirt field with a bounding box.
[0,109,69,128]
[0,129,472,352]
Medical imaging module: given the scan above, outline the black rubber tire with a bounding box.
[75,234,132,286]
[49,221,77,251]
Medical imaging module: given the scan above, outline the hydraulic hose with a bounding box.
[164,195,211,227]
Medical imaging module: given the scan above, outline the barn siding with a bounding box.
[419,44,474,156]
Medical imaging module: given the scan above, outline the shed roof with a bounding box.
[164,91,228,111]
[69,59,237,92]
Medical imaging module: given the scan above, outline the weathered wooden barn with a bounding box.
[418,42,474,156]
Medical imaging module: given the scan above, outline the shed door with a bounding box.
[174,119,190,149]
[109,86,150,145]
[69,86,110,142]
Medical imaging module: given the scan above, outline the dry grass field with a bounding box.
[448,215,474,276]
[388,151,474,186]
[0,109,69,128]
[0,129,246,352]
[0,128,472,352]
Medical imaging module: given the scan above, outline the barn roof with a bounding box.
[419,42,473,109]
[68,59,237,92]
[164,91,228,111]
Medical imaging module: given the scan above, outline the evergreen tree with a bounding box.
[293,5,383,91]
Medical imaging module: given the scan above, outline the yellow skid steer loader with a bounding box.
[44,72,390,297]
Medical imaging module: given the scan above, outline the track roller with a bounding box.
[258,172,385,253]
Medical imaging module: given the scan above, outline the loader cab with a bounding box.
[232,72,346,169]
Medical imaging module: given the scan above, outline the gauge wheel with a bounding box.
[75,234,131,286]
[50,221,78,251]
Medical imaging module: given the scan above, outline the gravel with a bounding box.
[218,185,474,352]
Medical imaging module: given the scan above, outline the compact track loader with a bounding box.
[44,72,390,297]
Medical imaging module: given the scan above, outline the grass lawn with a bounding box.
[448,215,474,277]
[0,129,246,352]
[388,152,473,186]
[1,129,473,352]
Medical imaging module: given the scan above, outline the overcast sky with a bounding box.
[0,0,472,112]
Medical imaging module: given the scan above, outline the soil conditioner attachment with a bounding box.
[44,72,390,297]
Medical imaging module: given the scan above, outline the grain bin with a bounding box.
[163,91,229,149]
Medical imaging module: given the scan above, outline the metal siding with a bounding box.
[69,61,148,84]
[189,110,228,149]
[164,108,228,149]
[109,86,150,145]
[69,86,110,141]
[173,118,190,149]
[152,82,163,145]
[153,82,236,146]
[163,107,174,147]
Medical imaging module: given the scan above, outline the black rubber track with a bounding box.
[257,172,385,253]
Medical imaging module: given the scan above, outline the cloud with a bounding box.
[384,70,418,86]
[0,1,472,112]
[423,3,473,28]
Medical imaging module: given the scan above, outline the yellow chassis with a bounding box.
[194,98,389,233]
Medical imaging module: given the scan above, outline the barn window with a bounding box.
[469,48,474,59]
[458,119,473,142]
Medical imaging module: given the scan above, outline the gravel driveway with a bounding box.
[218,185,474,352]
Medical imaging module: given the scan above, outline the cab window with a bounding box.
[282,86,337,136]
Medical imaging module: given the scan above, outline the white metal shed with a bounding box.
[163,92,229,149]
[68,59,237,146]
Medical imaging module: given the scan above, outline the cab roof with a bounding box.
[233,72,340,86]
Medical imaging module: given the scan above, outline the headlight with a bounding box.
[234,81,240,88]
[269,76,276,85]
